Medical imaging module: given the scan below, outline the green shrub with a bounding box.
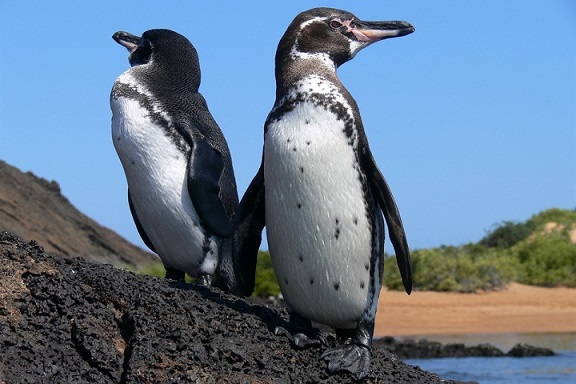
[527,208,576,228]
[137,261,195,283]
[384,245,518,292]
[480,220,536,248]
[253,251,281,297]
[138,261,166,277]
[514,232,576,287]
[383,253,405,291]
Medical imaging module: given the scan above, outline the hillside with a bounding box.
[0,160,156,269]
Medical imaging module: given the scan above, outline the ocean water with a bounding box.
[406,352,576,383]
[403,333,576,384]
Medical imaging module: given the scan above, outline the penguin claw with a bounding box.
[274,326,323,349]
[320,344,371,380]
[197,274,213,287]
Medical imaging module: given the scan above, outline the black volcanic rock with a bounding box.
[0,232,453,383]
[0,160,156,269]
[507,343,555,357]
[374,337,555,360]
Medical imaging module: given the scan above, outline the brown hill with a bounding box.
[0,160,156,269]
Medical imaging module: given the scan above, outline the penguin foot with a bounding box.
[320,343,371,380]
[197,274,213,287]
[274,326,325,349]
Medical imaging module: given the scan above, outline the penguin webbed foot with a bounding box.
[274,312,326,349]
[274,326,326,349]
[320,343,371,380]
[197,274,213,287]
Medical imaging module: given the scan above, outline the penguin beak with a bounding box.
[349,20,414,43]
[113,31,141,53]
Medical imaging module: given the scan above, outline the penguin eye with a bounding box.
[129,38,153,66]
[329,19,343,29]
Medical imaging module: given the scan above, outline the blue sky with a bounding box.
[1,1,574,253]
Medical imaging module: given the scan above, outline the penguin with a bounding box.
[235,8,414,379]
[110,29,240,293]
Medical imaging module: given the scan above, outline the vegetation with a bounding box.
[479,220,536,248]
[384,245,519,292]
[138,262,196,283]
[136,208,576,294]
[385,208,576,292]
[480,208,576,248]
[514,231,576,287]
[253,251,281,297]
[138,261,167,278]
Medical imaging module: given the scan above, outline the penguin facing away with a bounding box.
[235,8,414,379]
[110,29,240,293]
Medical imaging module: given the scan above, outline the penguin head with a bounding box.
[113,29,201,91]
[278,8,414,67]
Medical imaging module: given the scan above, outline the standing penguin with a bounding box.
[235,8,414,379]
[110,29,240,293]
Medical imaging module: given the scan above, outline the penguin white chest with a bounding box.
[264,80,375,329]
[110,81,218,276]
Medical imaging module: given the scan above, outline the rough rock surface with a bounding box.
[507,343,555,357]
[0,232,453,383]
[0,160,156,269]
[375,337,505,359]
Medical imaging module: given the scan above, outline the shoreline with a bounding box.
[375,283,576,339]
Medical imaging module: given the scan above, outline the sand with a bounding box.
[375,283,576,337]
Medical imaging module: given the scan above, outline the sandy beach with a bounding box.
[375,283,576,337]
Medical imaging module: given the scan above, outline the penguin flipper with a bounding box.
[363,151,412,294]
[128,190,157,253]
[187,138,234,238]
[234,162,266,296]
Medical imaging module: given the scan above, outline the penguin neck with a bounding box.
[134,61,200,95]
[275,54,340,101]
